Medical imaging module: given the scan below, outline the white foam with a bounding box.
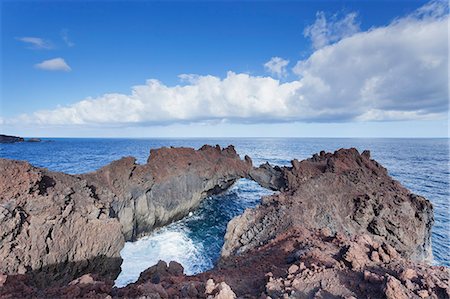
[114,224,210,287]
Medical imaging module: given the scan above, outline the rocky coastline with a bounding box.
[0,134,25,143]
[0,145,448,298]
[0,134,42,143]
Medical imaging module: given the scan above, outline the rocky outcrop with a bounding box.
[0,134,24,143]
[0,146,443,298]
[224,148,434,263]
[0,145,251,285]
[81,145,251,240]
[0,159,124,286]
[26,138,42,142]
[248,162,286,191]
[1,228,448,298]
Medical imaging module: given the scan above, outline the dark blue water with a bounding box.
[1,138,448,286]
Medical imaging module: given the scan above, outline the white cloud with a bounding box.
[304,11,360,50]
[16,37,53,49]
[293,1,448,119]
[61,29,75,47]
[34,58,72,72]
[264,57,290,77]
[6,1,448,127]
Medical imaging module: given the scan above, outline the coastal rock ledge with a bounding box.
[0,145,448,298]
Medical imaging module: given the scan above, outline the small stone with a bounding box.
[205,278,216,294]
[299,262,306,271]
[214,282,237,299]
[371,251,380,263]
[400,268,417,282]
[383,243,400,259]
[288,264,299,274]
[364,270,382,283]
[417,290,429,298]
[321,227,333,237]
[384,275,409,299]
[69,274,95,286]
[378,248,391,263]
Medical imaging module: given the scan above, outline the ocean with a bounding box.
[1,138,448,286]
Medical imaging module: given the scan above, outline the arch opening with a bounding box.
[115,178,275,287]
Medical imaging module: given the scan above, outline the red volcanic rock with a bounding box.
[0,159,124,285]
[1,228,448,299]
[0,145,251,286]
[225,148,433,263]
[82,144,252,240]
[0,146,446,299]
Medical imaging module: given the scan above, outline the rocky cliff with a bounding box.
[0,146,446,299]
[81,145,251,241]
[0,145,251,285]
[0,159,124,286]
[228,148,434,263]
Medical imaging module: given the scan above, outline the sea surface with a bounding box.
[1,138,448,286]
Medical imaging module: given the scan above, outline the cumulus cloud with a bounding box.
[293,0,448,119]
[7,1,448,127]
[16,37,53,49]
[35,58,72,72]
[264,57,290,77]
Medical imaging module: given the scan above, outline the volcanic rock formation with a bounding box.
[0,145,446,299]
[1,228,448,298]
[0,145,251,285]
[81,145,251,241]
[227,148,434,263]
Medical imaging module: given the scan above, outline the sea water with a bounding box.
[1,138,448,286]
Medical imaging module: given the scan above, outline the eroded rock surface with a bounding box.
[0,145,251,284]
[224,148,434,263]
[1,228,448,298]
[82,145,251,241]
[0,146,445,299]
[0,159,124,286]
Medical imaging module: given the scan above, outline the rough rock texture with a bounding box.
[248,162,286,191]
[0,145,251,285]
[1,228,448,298]
[224,148,434,263]
[0,159,124,286]
[82,145,252,241]
[0,146,445,299]
[0,134,24,143]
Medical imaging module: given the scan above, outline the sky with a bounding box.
[0,0,448,138]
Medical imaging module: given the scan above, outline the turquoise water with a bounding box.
[1,138,448,286]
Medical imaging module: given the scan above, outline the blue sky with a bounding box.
[1,0,448,137]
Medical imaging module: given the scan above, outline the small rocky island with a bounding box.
[0,134,24,143]
[0,134,41,143]
[0,145,448,298]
